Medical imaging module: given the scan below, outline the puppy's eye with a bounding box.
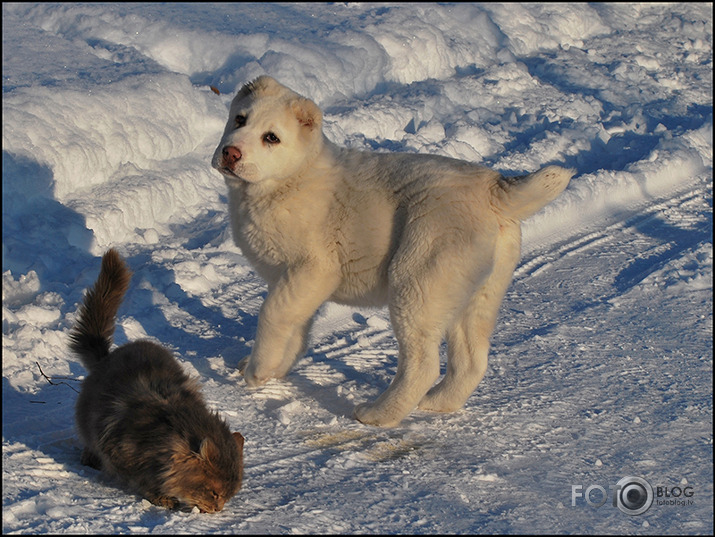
[263,132,280,145]
[234,114,247,128]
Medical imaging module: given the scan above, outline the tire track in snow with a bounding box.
[515,179,712,294]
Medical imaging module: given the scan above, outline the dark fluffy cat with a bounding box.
[69,248,244,513]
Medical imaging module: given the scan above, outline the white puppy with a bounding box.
[212,76,573,427]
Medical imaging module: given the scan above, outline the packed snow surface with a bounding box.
[2,2,712,534]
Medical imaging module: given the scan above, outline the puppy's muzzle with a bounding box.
[222,146,242,168]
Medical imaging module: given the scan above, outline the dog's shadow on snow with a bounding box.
[118,248,257,385]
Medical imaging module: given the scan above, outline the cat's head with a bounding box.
[164,430,244,513]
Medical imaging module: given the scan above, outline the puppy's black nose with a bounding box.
[222,146,242,166]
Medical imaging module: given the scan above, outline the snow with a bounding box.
[2,2,712,534]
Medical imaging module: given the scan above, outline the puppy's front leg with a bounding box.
[243,263,339,386]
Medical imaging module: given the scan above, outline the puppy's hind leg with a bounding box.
[417,296,494,413]
[354,228,494,427]
[354,312,443,427]
[418,227,521,412]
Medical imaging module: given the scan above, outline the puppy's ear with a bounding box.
[291,98,322,131]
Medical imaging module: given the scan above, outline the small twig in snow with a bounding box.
[36,362,81,394]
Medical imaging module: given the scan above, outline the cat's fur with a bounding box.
[70,249,244,513]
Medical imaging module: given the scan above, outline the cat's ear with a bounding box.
[232,432,244,453]
[198,438,219,461]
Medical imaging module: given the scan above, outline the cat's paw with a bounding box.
[148,495,179,510]
[80,448,102,470]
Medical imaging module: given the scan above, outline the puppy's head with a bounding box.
[212,76,323,185]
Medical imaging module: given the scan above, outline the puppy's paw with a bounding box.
[417,394,460,413]
[418,385,467,413]
[353,402,401,428]
[243,370,270,387]
[242,359,272,387]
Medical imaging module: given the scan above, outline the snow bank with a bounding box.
[3,3,711,255]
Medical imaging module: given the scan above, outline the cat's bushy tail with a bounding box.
[69,249,132,371]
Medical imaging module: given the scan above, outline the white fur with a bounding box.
[212,76,574,427]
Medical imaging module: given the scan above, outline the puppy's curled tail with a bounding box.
[494,165,574,221]
[69,249,132,372]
